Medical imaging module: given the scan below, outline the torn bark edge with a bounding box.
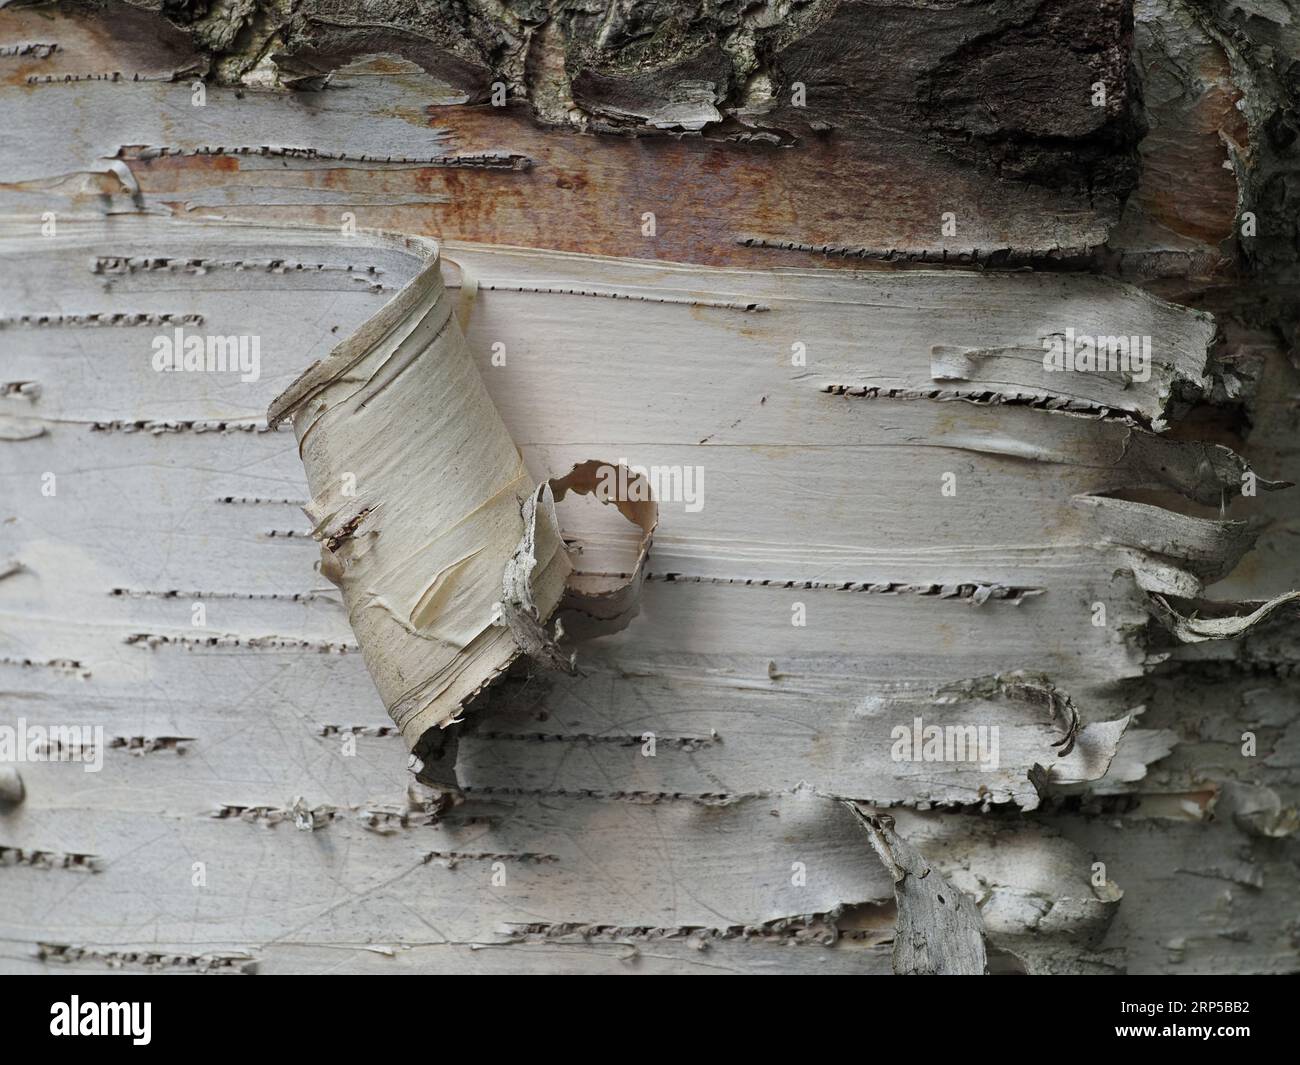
[843,802,988,975]
[497,459,659,671]
[497,480,577,675]
[267,228,444,429]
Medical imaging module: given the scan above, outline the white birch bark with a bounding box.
[1,0,1297,976]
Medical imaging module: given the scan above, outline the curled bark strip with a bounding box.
[1150,590,1300,643]
[549,459,658,640]
[499,461,658,668]
[268,231,654,777]
[844,803,988,976]
[939,671,1081,758]
[1075,494,1260,588]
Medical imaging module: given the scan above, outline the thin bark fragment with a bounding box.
[844,803,988,976]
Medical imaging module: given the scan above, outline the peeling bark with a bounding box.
[2,0,1299,976]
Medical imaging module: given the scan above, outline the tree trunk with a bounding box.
[0,0,1297,975]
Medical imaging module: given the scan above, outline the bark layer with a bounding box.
[1,0,1298,976]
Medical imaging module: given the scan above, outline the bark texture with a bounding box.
[1,0,1298,976]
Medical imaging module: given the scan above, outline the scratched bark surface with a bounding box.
[2,0,1299,976]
